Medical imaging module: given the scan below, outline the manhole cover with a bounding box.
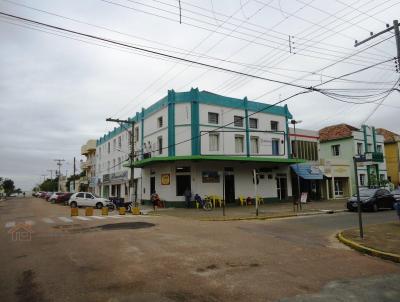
[98,222,155,230]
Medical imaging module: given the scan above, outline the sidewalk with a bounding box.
[146,199,348,220]
[339,222,400,262]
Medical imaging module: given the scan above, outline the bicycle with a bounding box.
[195,194,213,211]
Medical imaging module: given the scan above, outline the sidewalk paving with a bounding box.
[146,199,348,220]
[341,222,400,256]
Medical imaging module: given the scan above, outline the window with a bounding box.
[250,136,259,154]
[107,161,110,172]
[331,144,340,156]
[113,159,116,172]
[202,171,220,183]
[367,143,372,153]
[272,139,280,155]
[377,144,383,153]
[118,136,121,149]
[271,121,279,132]
[158,116,163,128]
[291,140,318,160]
[235,135,244,153]
[249,118,258,129]
[357,143,363,155]
[208,112,219,124]
[107,142,110,154]
[118,157,121,170]
[158,136,163,154]
[360,174,366,186]
[85,193,94,199]
[380,174,385,181]
[209,133,219,151]
[76,193,84,198]
[234,115,243,127]
[134,127,139,143]
[113,139,116,151]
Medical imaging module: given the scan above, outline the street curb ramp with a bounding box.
[337,232,400,264]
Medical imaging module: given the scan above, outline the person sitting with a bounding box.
[194,194,205,209]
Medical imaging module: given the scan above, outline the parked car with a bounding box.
[68,192,111,209]
[55,192,74,205]
[391,189,400,202]
[45,192,54,201]
[347,188,396,212]
[49,192,64,203]
[39,192,47,198]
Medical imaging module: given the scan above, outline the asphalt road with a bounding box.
[0,197,399,302]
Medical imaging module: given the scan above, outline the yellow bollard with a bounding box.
[70,208,78,216]
[85,207,93,216]
[101,207,109,216]
[132,207,140,215]
[119,207,126,215]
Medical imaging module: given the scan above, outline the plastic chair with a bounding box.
[239,195,247,206]
[214,196,223,207]
[256,195,264,205]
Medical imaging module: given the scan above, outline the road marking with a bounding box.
[108,215,122,219]
[90,216,105,220]
[5,221,16,228]
[42,218,55,224]
[25,220,35,226]
[75,216,91,221]
[58,217,73,223]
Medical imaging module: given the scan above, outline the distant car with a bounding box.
[347,188,396,212]
[391,189,400,202]
[68,192,111,209]
[45,192,54,201]
[49,192,64,203]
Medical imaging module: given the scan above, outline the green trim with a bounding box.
[97,88,292,146]
[125,155,304,168]
[244,97,250,157]
[285,104,291,158]
[362,125,368,152]
[191,88,200,155]
[141,108,144,159]
[372,127,377,152]
[168,90,176,156]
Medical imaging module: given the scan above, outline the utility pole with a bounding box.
[291,119,303,211]
[41,174,46,182]
[106,118,136,206]
[73,157,76,192]
[355,20,400,63]
[47,169,54,180]
[54,159,65,192]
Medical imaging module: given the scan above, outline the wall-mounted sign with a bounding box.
[300,192,308,203]
[161,174,170,185]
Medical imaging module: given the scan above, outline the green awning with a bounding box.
[123,155,304,168]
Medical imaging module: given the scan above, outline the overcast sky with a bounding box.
[1,0,399,190]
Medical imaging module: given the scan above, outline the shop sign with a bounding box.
[202,171,220,183]
[161,174,170,185]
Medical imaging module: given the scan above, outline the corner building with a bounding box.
[124,88,301,207]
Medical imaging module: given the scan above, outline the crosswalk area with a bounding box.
[3,214,153,229]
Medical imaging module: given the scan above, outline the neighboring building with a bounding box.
[80,140,97,193]
[376,128,400,187]
[120,88,300,207]
[319,124,387,196]
[289,128,324,201]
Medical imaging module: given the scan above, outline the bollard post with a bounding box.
[132,207,140,215]
[101,207,109,216]
[119,207,126,215]
[85,207,93,216]
[71,208,78,216]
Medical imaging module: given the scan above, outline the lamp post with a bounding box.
[291,119,302,210]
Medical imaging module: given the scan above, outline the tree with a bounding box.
[3,179,15,196]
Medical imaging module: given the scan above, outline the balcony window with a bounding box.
[271,121,279,132]
[377,144,382,153]
[209,133,219,151]
[234,115,243,127]
[249,118,258,129]
[235,135,244,153]
[113,139,116,151]
[331,144,340,156]
[107,142,110,154]
[359,174,366,186]
[272,139,280,155]
[134,127,139,143]
[367,143,372,152]
[118,157,121,170]
[158,136,163,154]
[250,136,259,154]
[118,136,121,149]
[158,116,163,128]
[357,143,363,155]
[208,112,219,124]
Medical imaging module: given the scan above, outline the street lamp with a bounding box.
[291,120,302,210]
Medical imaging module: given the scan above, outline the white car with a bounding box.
[68,192,110,209]
[49,192,64,203]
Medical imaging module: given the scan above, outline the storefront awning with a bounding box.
[124,155,304,168]
[291,164,323,180]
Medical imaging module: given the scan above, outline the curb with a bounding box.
[337,232,400,263]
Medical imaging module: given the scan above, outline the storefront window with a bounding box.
[202,171,220,183]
